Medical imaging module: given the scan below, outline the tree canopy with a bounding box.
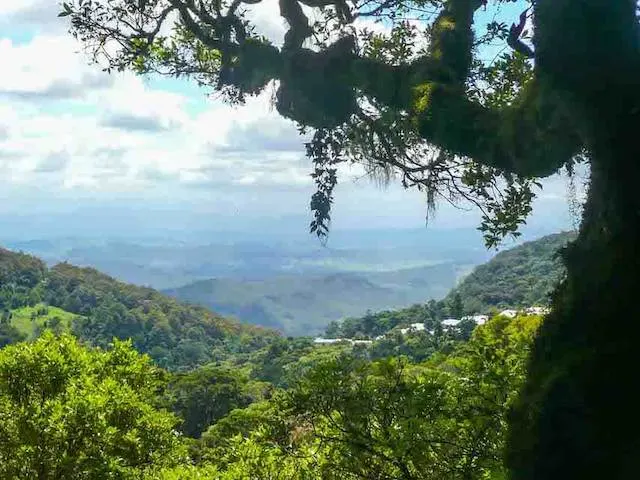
[193,313,541,479]
[442,231,575,313]
[59,0,623,244]
[0,248,278,371]
[0,307,543,479]
[0,333,185,479]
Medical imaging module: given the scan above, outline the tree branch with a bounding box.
[65,0,586,180]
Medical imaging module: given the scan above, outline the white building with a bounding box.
[442,318,461,327]
[400,323,427,335]
[313,338,347,345]
[461,315,489,325]
[525,306,550,315]
[499,309,518,318]
[314,338,374,346]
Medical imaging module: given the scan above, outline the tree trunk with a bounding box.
[508,93,640,478]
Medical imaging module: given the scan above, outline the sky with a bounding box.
[0,0,585,240]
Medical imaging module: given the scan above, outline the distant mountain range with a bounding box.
[2,227,566,290]
[2,228,573,337]
[163,263,464,336]
[1,228,495,289]
[164,232,577,336]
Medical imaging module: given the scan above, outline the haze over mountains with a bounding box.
[1,219,570,335]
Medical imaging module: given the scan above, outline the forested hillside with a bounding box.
[164,263,460,336]
[323,232,574,341]
[0,239,554,478]
[0,312,542,478]
[443,232,576,314]
[0,248,277,370]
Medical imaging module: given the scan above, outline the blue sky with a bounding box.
[0,0,583,239]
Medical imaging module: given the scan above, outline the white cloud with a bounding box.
[0,0,58,21]
[0,18,314,191]
[34,151,70,173]
[0,0,75,44]
[97,76,189,132]
[0,36,113,100]
[0,1,578,235]
[244,0,287,46]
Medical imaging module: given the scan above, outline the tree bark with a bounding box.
[508,85,640,478]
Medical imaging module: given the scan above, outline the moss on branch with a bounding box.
[66,0,588,176]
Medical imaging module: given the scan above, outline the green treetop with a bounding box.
[0,333,186,479]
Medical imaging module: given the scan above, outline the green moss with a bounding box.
[413,83,435,114]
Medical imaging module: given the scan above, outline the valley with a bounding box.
[1,226,562,336]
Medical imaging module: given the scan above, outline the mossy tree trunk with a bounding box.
[508,22,640,475]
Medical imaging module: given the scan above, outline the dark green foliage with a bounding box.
[326,300,444,338]
[368,329,452,362]
[0,248,46,311]
[164,365,267,438]
[44,263,277,370]
[0,291,543,478]
[0,322,26,348]
[200,400,288,454]
[190,314,542,479]
[0,249,278,371]
[320,233,575,366]
[211,336,352,389]
[0,248,46,289]
[444,232,575,314]
[58,0,640,477]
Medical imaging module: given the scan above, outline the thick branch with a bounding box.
[347,0,582,177]
[414,81,582,177]
[66,0,586,178]
[170,0,224,49]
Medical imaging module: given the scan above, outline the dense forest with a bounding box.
[0,310,541,478]
[0,236,556,478]
[326,232,572,340]
[16,0,638,475]
[442,232,576,314]
[0,248,276,370]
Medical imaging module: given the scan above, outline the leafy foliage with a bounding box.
[57,0,640,476]
[0,247,47,312]
[0,268,544,479]
[163,364,268,438]
[193,314,542,479]
[0,333,185,479]
[326,301,445,338]
[325,232,573,342]
[443,232,575,314]
[0,249,278,371]
[0,322,26,349]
